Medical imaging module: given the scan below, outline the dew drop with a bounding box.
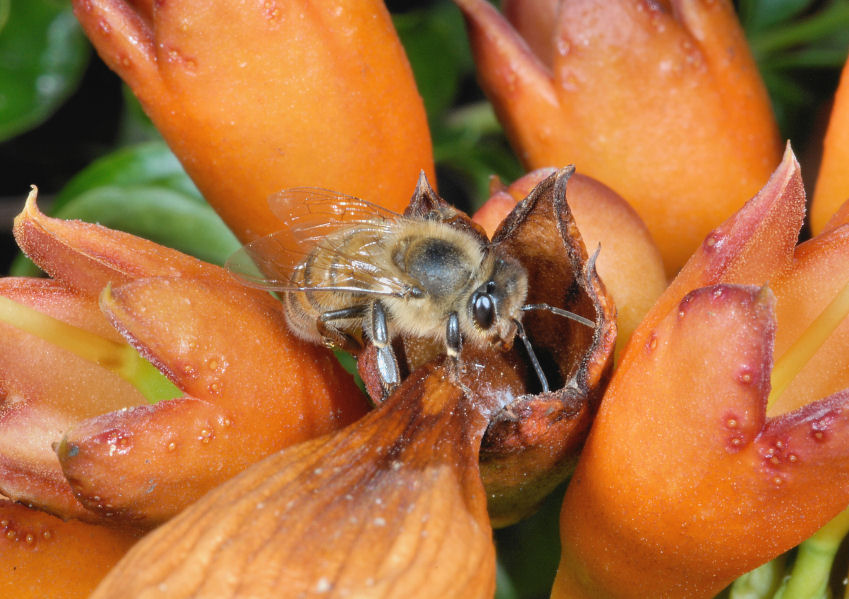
[737,369,754,385]
[42,531,52,540]
[24,534,34,544]
[167,441,177,452]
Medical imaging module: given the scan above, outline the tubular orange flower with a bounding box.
[812,57,849,235]
[0,190,367,529]
[71,0,435,242]
[553,146,849,598]
[454,0,782,275]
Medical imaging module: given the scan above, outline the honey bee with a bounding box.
[226,177,594,396]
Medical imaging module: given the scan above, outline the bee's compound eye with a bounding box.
[472,292,495,330]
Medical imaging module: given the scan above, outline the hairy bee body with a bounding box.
[283,218,527,353]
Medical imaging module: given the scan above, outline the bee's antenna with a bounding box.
[513,319,550,394]
[521,304,595,328]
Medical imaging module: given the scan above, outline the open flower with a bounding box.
[86,167,616,597]
[1,190,367,525]
[553,146,849,598]
[454,0,782,275]
[71,0,435,241]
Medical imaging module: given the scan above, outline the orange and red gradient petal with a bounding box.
[0,279,146,520]
[0,499,141,599]
[72,0,434,241]
[555,285,849,598]
[55,274,368,525]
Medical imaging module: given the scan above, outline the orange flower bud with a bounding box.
[812,58,849,234]
[455,0,781,275]
[72,0,435,241]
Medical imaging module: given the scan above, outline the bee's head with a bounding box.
[467,256,528,350]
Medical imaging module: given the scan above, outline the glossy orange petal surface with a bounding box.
[56,275,368,525]
[555,285,849,598]
[72,0,434,241]
[0,499,140,599]
[457,0,781,274]
[813,59,849,234]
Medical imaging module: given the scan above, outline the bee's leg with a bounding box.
[371,301,400,398]
[444,312,473,396]
[318,305,367,352]
[445,312,462,358]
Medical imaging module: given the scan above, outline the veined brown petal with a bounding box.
[91,361,496,598]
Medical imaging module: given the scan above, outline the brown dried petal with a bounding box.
[359,168,616,526]
[91,361,496,598]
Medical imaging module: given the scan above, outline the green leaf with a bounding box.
[51,185,240,266]
[52,141,203,211]
[739,0,817,33]
[0,0,89,141]
[9,142,240,276]
[394,1,474,122]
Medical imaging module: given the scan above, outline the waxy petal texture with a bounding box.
[0,278,145,520]
[552,146,849,597]
[456,0,781,274]
[91,361,496,598]
[7,196,368,525]
[555,286,849,598]
[0,499,140,599]
[72,0,434,241]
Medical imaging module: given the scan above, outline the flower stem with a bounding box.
[779,505,849,599]
[767,277,849,410]
[0,293,180,403]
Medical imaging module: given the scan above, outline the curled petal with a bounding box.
[91,361,495,598]
[627,144,805,360]
[13,190,227,296]
[502,0,560,67]
[555,284,849,598]
[73,0,434,240]
[770,224,849,414]
[57,276,368,525]
[0,499,141,599]
[474,168,666,353]
[454,0,565,168]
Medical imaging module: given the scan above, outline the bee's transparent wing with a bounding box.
[226,188,414,297]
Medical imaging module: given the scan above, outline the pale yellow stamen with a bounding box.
[767,277,849,410]
[0,293,180,403]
